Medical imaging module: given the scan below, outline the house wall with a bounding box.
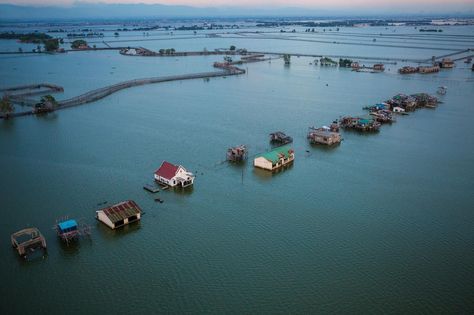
[97,211,115,229]
[254,153,295,171]
[154,174,176,187]
[175,168,194,187]
[254,157,273,170]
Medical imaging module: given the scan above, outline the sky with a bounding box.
[1,0,473,8]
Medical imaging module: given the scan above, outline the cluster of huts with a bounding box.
[315,57,385,72]
[228,90,439,171]
[399,65,440,74]
[385,93,439,111]
[11,200,142,259]
[11,160,196,259]
[399,58,455,74]
[11,88,442,260]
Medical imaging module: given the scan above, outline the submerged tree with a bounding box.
[35,95,59,114]
[43,39,59,52]
[0,96,14,117]
[71,39,88,49]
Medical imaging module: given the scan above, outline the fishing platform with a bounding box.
[11,227,47,258]
[227,145,248,162]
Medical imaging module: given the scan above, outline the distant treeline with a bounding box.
[0,32,52,43]
[256,19,433,28]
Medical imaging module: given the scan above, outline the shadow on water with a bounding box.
[172,185,194,196]
[12,247,48,265]
[340,129,381,137]
[308,142,342,153]
[35,112,59,121]
[0,117,15,131]
[253,163,294,182]
[56,236,93,257]
[95,220,142,241]
[56,237,81,257]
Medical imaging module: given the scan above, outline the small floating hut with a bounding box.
[385,94,417,111]
[340,116,381,132]
[369,110,396,123]
[270,131,293,145]
[254,145,295,171]
[437,86,447,95]
[227,145,248,162]
[411,93,438,108]
[373,64,385,72]
[55,218,91,244]
[418,65,440,74]
[96,200,142,230]
[329,121,340,132]
[398,66,418,74]
[439,58,455,68]
[56,219,79,243]
[11,227,47,258]
[307,127,341,145]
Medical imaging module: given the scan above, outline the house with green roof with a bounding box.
[254,145,295,171]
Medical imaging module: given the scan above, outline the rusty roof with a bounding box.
[100,200,141,224]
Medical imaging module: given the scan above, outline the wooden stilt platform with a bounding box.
[143,184,160,193]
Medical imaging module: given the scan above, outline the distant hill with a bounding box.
[0,2,472,21]
[0,3,326,20]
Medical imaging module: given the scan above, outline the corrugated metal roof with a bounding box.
[310,130,338,137]
[101,200,141,224]
[257,145,293,163]
[58,219,78,231]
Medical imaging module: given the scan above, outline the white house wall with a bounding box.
[97,211,115,229]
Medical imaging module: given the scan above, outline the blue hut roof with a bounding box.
[58,219,78,232]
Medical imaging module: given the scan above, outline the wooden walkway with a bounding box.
[1,68,245,119]
[58,68,244,109]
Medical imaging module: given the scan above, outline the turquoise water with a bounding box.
[1,24,474,314]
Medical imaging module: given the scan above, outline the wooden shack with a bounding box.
[440,58,454,68]
[269,131,293,145]
[307,127,341,145]
[398,66,418,74]
[56,219,79,242]
[96,200,142,230]
[418,65,440,74]
[373,64,385,71]
[254,145,295,171]
[227,145,248,162]
[11,227,47,258]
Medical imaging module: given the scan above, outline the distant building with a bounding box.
[96,200,142,230]
[254,145,295,171]
[351,62,360,70]
[154,161,195,187]
[440,58,454,68]
[373,64,385,71]
[418,65,440,74]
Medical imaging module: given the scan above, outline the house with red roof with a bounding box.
[154,161,195,188]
